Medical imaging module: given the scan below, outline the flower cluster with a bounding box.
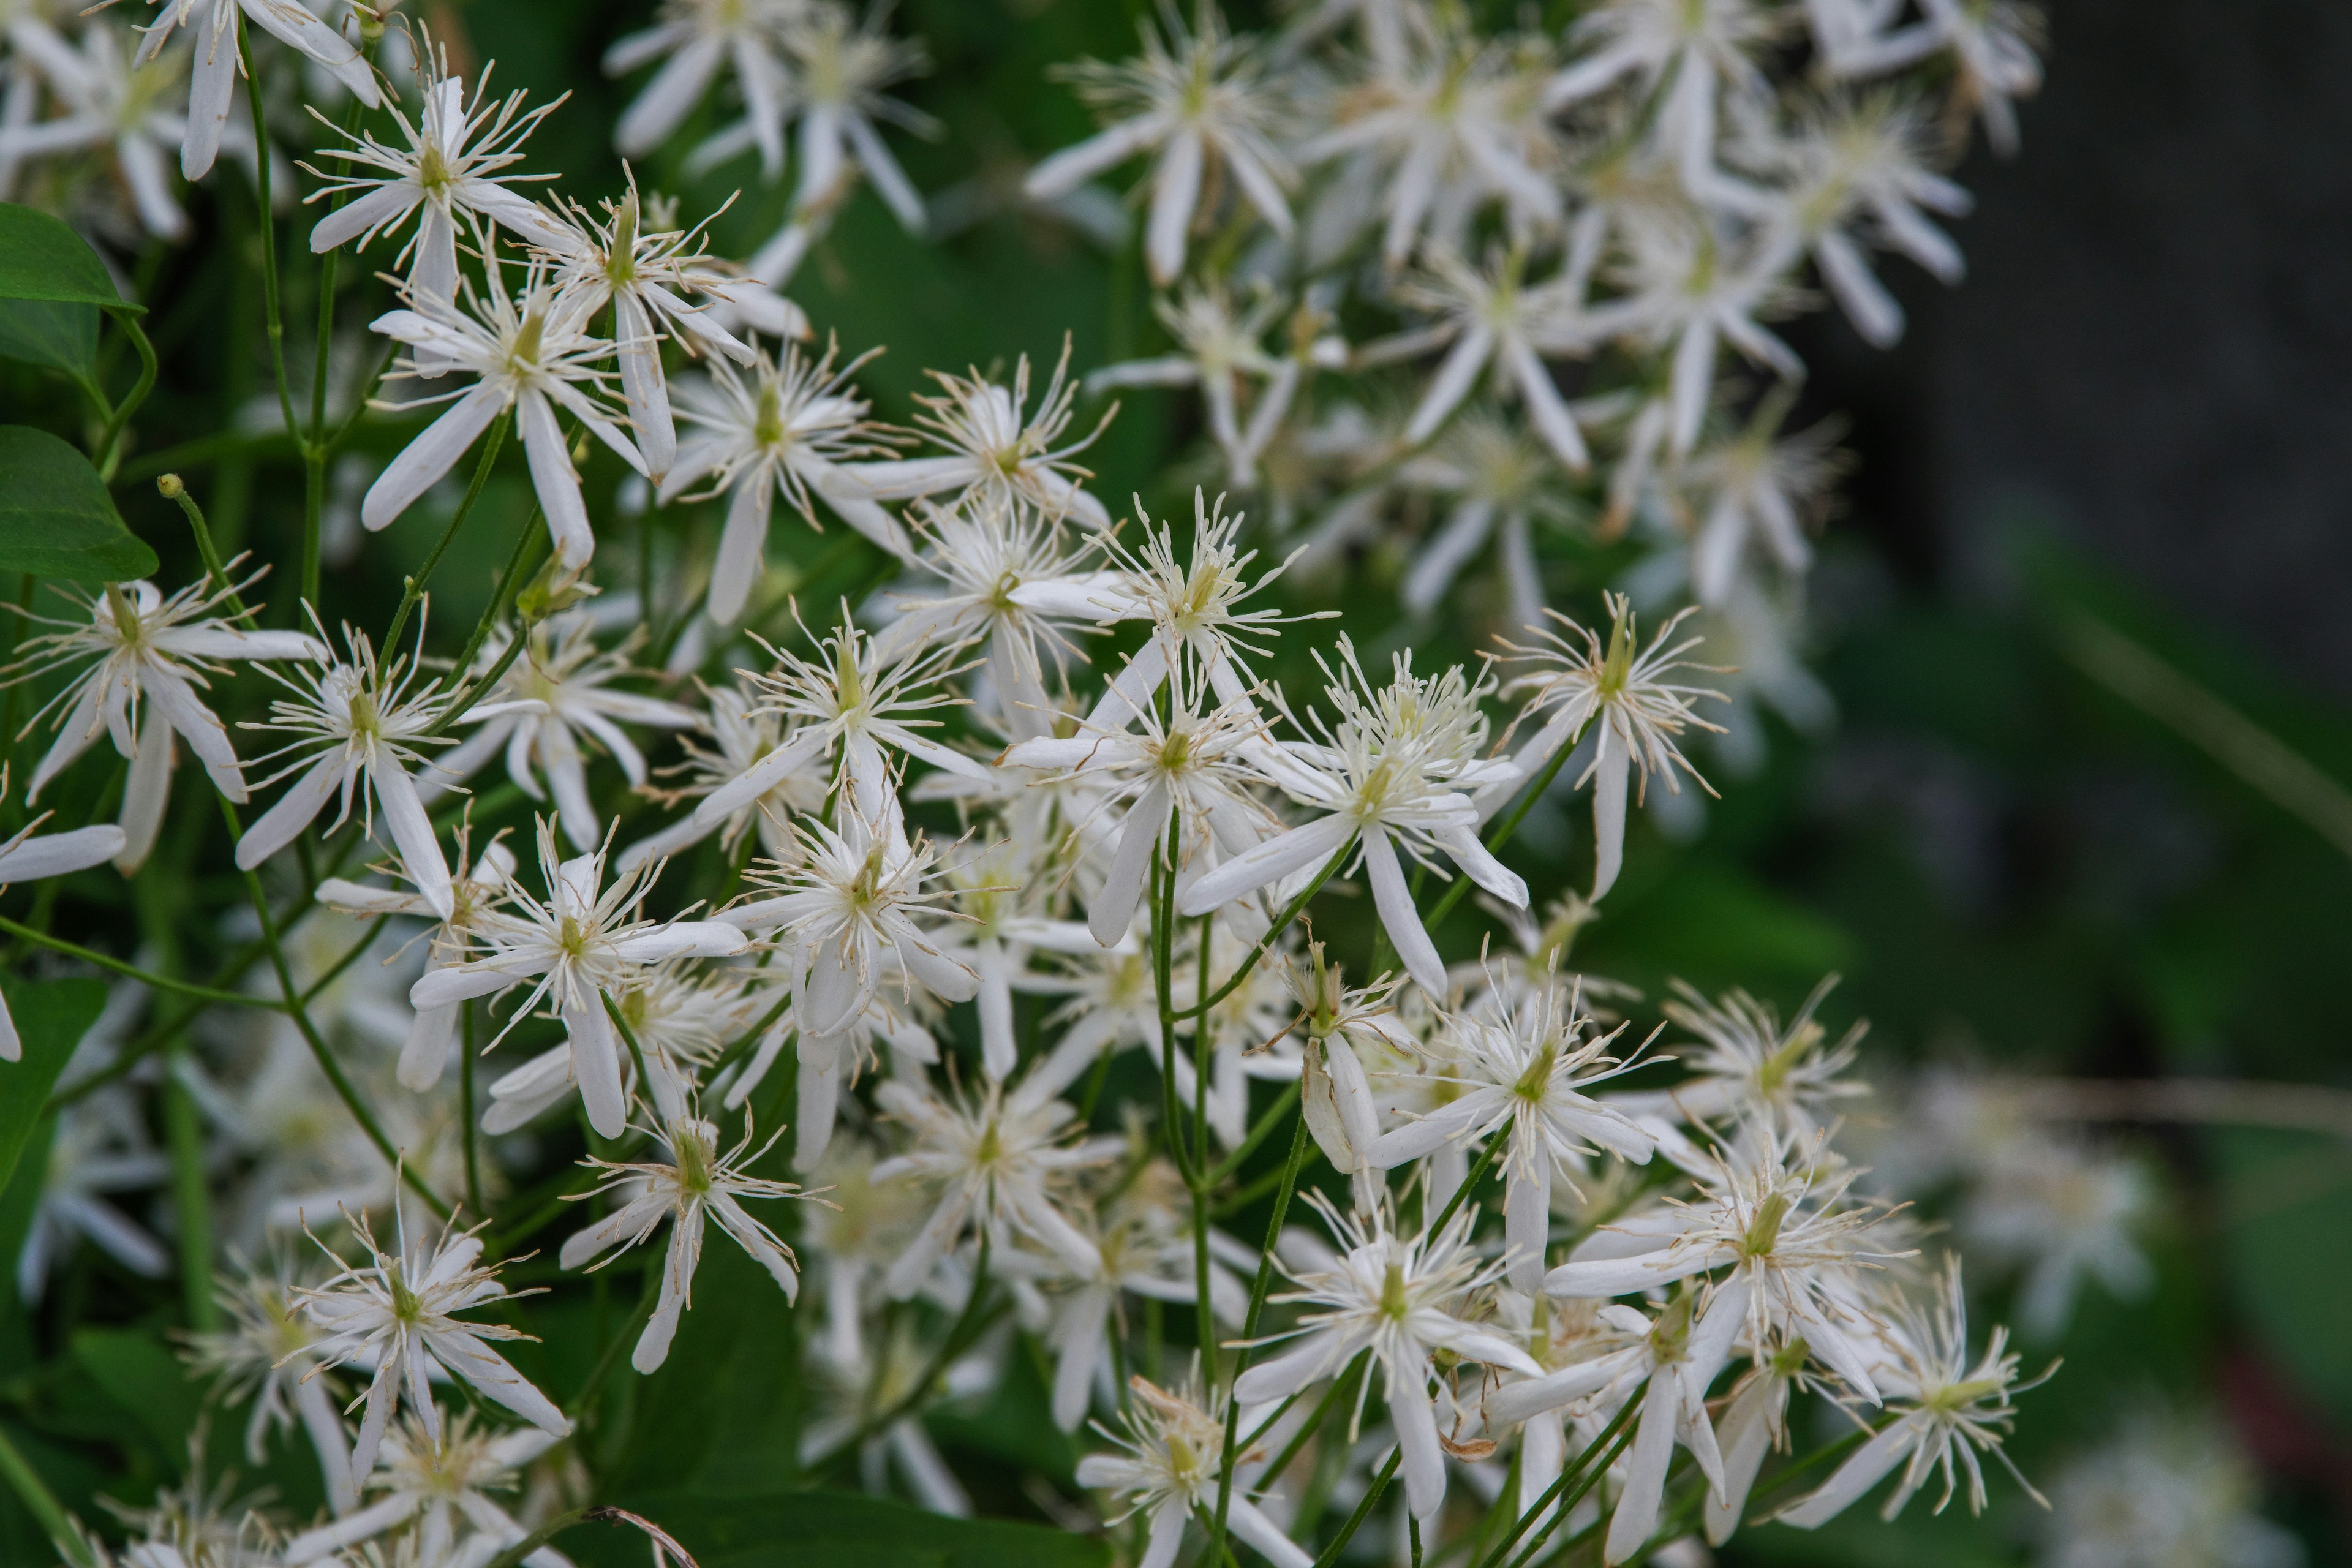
[0,2,2103,1568]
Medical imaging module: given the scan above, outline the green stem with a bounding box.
[94,309,157,481]
[1470,1379,1645,1568]
[1311,1448,1400,1568]
[1195,835,1354,1015]
[156,475,251,619]
[1496,1402,1643,1568]
[809,1234,997,1472]
[305,91,370,605]
[219,799,452,1219]
[1204,1080,1302,1187]
[164,1060,219,1333]
[237,18,300,449]
[1204,1114,1312,1568]
[1251,1352,1366,1498]
[1427,1131,1503,1239]
[0,916,277,1010]
[0,1425,94,1568]
[385,417,507,652]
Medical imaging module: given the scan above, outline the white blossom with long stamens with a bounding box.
[1234,1195,1542,1523]
[1023,8,1293,285]
[560,1110,816,1371]
[606,0,799,173]
[1076,1375,1313,1568]
[1179,638,1525,998]
[360,252,644,564]
[1485,595,1724,900]
[661,339,911,624]
[853,345,1115,530]
[296,1212,570,1482]
[304,40,575,305]
[138,0,379,180]
[6,570,321,872]
[281,1406,564,1568]
[407,819,748,1137]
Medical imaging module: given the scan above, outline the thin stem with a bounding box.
[1496,1403,1643,1568]
[1151,834,1192,1186]
[0,916,279,1010]
[219,799,452,1219]
[1470,1379,1645,1568]
[94,309,157,481]
[1204,1080,1302,1188]
[568,1253,663,1419]
[1252,1352,1366,1500]
[1310,1448,1400,1568]
[424,510,546,737]
[1197,835,1354,1015]
[385,417,507,651]
[164,1060,219,1333]
[157,476,251,619]
[0,1424,95,1568]
[1204,1114,1312,1567]
[237,18,300,447]
[1427,1133,1503,1239]
[1422,742,1579,936]
[304,90,370,602]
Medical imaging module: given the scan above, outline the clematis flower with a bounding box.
[1234,1194,1542,1523]
[407,818,748,1138]
[7,571,321,872]
[606,0,800,172]
[560,1110,815,1372]
[237,620,540,921]
[304,39,575,306]
[853,345,1115,530]
[1023,7,1294,285]
[1178,639,1525,998]
[1379,246,1596,472]
[281,1406,564,1567]
[419,612,701,853]
[296,1212,570,1480]
[358,252,645,565]
[138,0,380,180]
[1076,1376,1313,1568]
[660,338,911,624]
[0,23,193,239]
[1484,595,1722,901]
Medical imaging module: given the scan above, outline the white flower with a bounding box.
[1777,1256,2049,1526]
[138,0,379,179]
[1483,1291,1730,1565]
[186,1257,358,1515]
[7,573,321,872]
[1234,1195,1541,1523]
[1295,23,1561,269]
[1545,0,1782,192]
[0,821,135,1052]
[421,612,701,853]
[1076,1376,1313,1568]
[720,799,981,1162]
[1384,246,1593,472]
[1746,92,1971,349]
[616,677,828,873]
[660,337,910,624]
[878,499,1128,737]
[0,23,190,239]
[775,6,932,233]
[1023,7,1293,285]
[298,1212,570,1480]
[1918,0,2044,157]
[854,344,1115,530]
[559,1110,813,1371]
[1087,284,1331,486]
[1487,595,1721,900]
[1365,976,1654,1291]
[408,818,748,1137]
[281,1405,562,1567]
[606,0,800,172]
[304,39,575,304]
[236,621,527,920]
[1544,1133,1906,1404]
[1003,667,1274,948]
[2038,1406,2302,1568]
[1628,976,1869,1144]
[15,1091,167,1292]
[1611,211,1801,454]
[688,612,990,832]
[1180,639,1525,998]
[541,177,762,481]
[1394,407,1572,633]
[317,828,518,1091]
[359,255,644,565]
[1683,393,1845,603]
[870,1069,1122,1298]
[1959,1139,2152,1340]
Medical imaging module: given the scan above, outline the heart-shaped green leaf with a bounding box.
[0,425,158,582]
[0,203,132,311]
[0,297,100,379]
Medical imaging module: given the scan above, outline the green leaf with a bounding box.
[0,426,158,582]
[71,1329,202,1455]
[576,1490,1109,1568]
[0,298,99,380]
[0,203,131,311]
[0,977,106,1196]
